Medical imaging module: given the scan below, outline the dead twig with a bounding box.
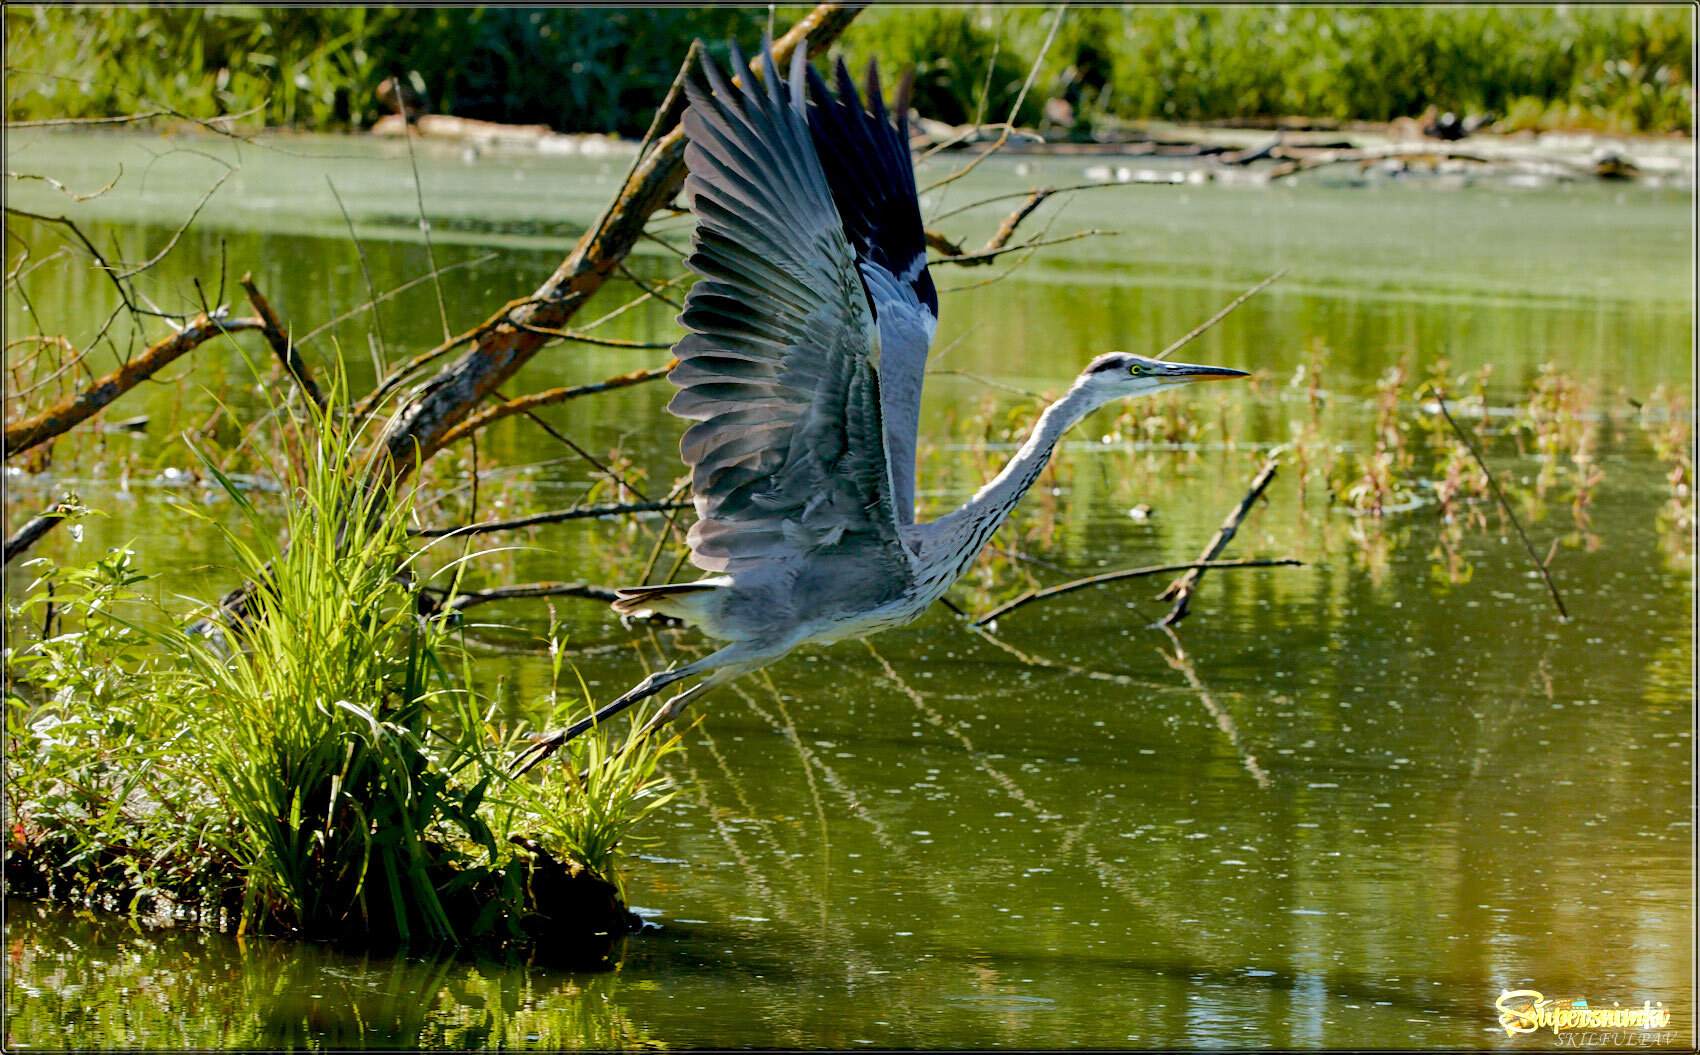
[409,499,690,539]
[927,180,1129,225]
[113,164,235,280]
[922,4,1067,194]
[240,273,324,411]
[1432,391,1569,620]
[975,557,1303,626]
[1157,453,1282,627]
[5,167,123,202]
[4,314,264,457]
[434,361,676,449]
[511,324,675,351]
[1155,268,1289,361]
[931,229,1108,267]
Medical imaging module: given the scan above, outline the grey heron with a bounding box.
[513,41,1246,774]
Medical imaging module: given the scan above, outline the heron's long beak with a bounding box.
[1157,360,1251,384]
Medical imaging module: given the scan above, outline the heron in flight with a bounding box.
[514,41,1246,774]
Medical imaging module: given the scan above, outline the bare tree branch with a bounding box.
[1158,453,1282,627]
[4,315,264,457]
[932,229,1108,267]
[974,558,1302,626]
[240,273,324,411]
[409,499,690,539]
[1155,268,1289,361]
[442,581,620,613]
[921,4,1067,194]
[5,167,123,202]
[434,361,676,450]
[1432,390,1569,620]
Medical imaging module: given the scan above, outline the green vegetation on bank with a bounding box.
[2,378,680,951]
[3,5,1690,136]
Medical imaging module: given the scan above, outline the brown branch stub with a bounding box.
[924,229,965,257]
[1157,453,1283,627]
[3,315,264,458]
[409,499,691,539]
[434,361,677,449]
[241,273,324,411]
[987,188,1053,252]
[974,557,1303,626]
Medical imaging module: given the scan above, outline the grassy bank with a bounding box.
[3,5,1690,136]
[2,382,680,957]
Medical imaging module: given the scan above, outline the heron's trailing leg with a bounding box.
[510,644,762,776]
[510,666,687,776]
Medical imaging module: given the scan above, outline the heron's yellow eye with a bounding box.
[1129,363,1145,376]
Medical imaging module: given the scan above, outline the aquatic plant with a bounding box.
[1639,384,1695,567]
[2,381,682,947]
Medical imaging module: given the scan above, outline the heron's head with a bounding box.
[1080,352,1249,400]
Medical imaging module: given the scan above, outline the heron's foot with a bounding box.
[510,728,573,777]
[634,679,714,740]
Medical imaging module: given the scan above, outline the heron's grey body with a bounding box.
[514,40,1246,769]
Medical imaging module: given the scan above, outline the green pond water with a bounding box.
[3,132,1694,1049]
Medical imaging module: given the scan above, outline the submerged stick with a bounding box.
[1433,392,1569,620]
[1157,453,1282,627]
[974,557,1302,626]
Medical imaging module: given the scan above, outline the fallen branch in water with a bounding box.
[409,499,691,539]
[4,314,265,457]
[974,557,1302,626]
[1158,452,1282,627]
[1432,390,1569,620]
[240,273,324,411]
[434,361,676,449]
[3,498,78,566]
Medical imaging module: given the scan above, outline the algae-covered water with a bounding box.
[3,132,1693,1049]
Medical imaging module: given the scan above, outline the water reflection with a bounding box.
[3,902,658,1050]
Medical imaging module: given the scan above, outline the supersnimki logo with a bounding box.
[1495,989,1674,1045]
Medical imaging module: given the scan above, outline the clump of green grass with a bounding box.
[3,376,682,948]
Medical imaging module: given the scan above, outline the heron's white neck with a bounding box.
[912,378,1110,576]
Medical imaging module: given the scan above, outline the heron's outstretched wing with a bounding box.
[670,43,910,576]
[805,59,938,525]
